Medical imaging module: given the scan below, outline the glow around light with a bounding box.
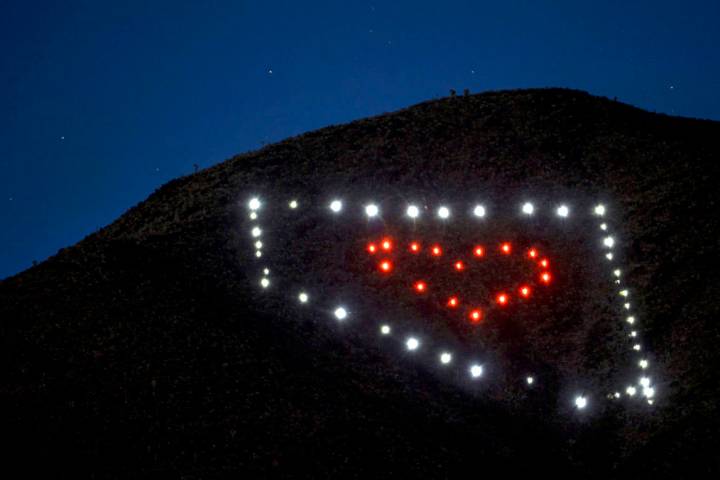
[298,292,309,303]
[254,240,263,249]
[473,205,486,217]
[626,386,637,396]
[633,344,641,351]
[556,205,569,217]
[606,253,614,260]
[643,387,655,398]
[469,364,483,378]
[260,277,270,288]
[249,212,258,220]
[440,352,452,364]
[329,200,343,213]
[594,204,606,216]
[406,337,420,351]
[603,236,615,248]
[527,376,534,385]
[380,324,391,335]
[521,202,534,215]
[575,396,588,409]
[614,269,622,277]
[289,199,298,209]
[627,316,636,324]
[639,359,649,369]
[263,268,270,275]
[248,198,261,210]
[334,307,348,320]
[639,377,651,388]
[600,223,608,231]
[255,251,262,258]
[406,205,420,218]
[365,204,379,218]
[437,206,450,219]
[251,226,262,237]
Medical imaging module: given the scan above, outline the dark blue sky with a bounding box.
[2,0,718,279]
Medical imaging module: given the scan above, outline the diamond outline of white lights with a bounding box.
[244,197,657,410]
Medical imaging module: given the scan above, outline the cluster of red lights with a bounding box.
[366,238,554,323]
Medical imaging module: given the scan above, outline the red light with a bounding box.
[447,296,459,308]
[454,261,465,271]
[469,309,483,323]
[379,260,393,273]
[473,246,485,257]
[528,248,538,259]
[414,281,427,293]
[539,258,549,268]
[496,293,509,306]
[431,245,443,257]
[519,285,531,298]
[501,242,512,254]
[367,243,377,254]
[540,272,552,284]
[381,238,392,251]
[409,242,421,253]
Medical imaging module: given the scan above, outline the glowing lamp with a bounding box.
[249,212,258,220]
[248,198,261,210]
[334,307,348,320]
[365,204,379,218]
[367,243,377,254]
[379,260,393,273]
[643,387,655,398]
[437,206,450,219]
[626,316,636,324]
[639,359,649,369]
[431,245,443,256]
[473,246,485,257]
[406,337,420,351]
[639,377,651,388]
[298,292,309,303]
[606,253,614,260]
[440,352,452,364]
[539,258,549,268]
[540,272,552,284]
[473,205,486,217]
[263,268,270,275]
[454,261,465,271]
[406,205,420,218]
[594,204,606,216]
[575,396,588,409]
[528,248,538,259]
[556,205,569,217]
[414,281,427,293]
[600,223,608,231]
[381,239,392,251]
[251,227,262,238]
[469,309,483,323]
[603,236,615,248]
[380,325,391,335]
[496,293,509,306]
[626,386,637,396]
[519,286,531,298]
[409,242,421,253]
[633,344,641,351]
[260,277,270,288]
[613,269,622,277]
[329,200,343,213]
[447,296,459,308]
[289,199,298,209]
[527,376,534,385]
[254,240,263,249]
[521,202,534,215]
[469,364,483,378]
[255,251,262,258]
[500,242,512,254]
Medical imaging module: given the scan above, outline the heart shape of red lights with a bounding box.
[366,238,553,324]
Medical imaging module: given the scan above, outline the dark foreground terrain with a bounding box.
[2,89,719,477]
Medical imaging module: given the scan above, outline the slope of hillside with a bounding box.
[2,88,719,477]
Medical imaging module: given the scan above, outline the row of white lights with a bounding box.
[246,196,656,410]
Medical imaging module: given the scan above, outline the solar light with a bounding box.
[603,236,615,248]
[406,205,420,218]
[556,205,569,217]
[251,227,262,237]
[626,386,637,396]
[406,337,420,351]
[329,200,342,213]
[539,258,549,268]
[473,205,486,217]
[594,205,606,216]
[522,202,534,215]
[334,307,348,320]
[249,212,258,220]
[380,324,391,335]
[575,396,588,409]
[438,206,450,219]
[254,240,263,249]
[365,204,379,218]
[469,364,483,378]
[260,277,270,288]
[639,359,649,369]
[289,199,298,209]
[527,376,534,385]
[619,289,629,297]
[298,292,309,303]
[248,198,261,210]
[440,352,452,364]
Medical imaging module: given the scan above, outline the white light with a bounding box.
[639,377,651,388]
[521,202,534,215]
[606,253,614,260]
[406,205,420,218]
[260,277,270,288]
[437,206,450,219]
[263,268,270,275]
[365,204,379,218]
[614,392,621,399]
[643,387,655,398]
[626,386,637,396]
[620,289,629,297]
[334,307,348,320]
[406,337,420,351]
[298,292,309,303]
[594,204,606,216]
[473,205,486,217]
[248,198,261,210]
[380,324,391,335]
[289,200,298,209]
[469,364,484,378]
[255,251,262,258]
[329,200,343,213]
[527,376,534,385]
[614,269,622,277]
[556,205,569,217]
[639,359,649,369]
[249,212,258,220]
[648,399,654,405]
[624,303,631,310]
[600,223,608,231]
[633,344,641,351]
[627,316,636,324]
[251,226,262,237]
[439,352,452,364]
[575,396,588,409]
[629,331,638,337]
[254,240,263,249]
[603,236,615,248]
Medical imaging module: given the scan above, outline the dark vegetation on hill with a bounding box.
[1,88,719,477]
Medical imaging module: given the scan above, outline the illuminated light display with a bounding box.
[380,324,391,335]
[365,203,380,218]
[454,260,465,271]
[249,212,258,220]
[414,281,427,293]
[255,251,262,258]
[248,198,261,210]
[614,269,622,277]
[606,253,613,260]
[431,245,443,257]
[260,277,270,288]
[251,226,262,237]
[473,246,485,257]
[289,199,298,209]
[594,204,606,216]
[409,242,421,253]
[469,309,483,323]
[519,285,531,298]
[540,272,552,284]
[575,396,588,409]
[556,205,570,217]
[521,202,535,215]
[469,364,484,378]
[528,248,538,258]
[263,268,270,275]
[626,316,636,324]
[334,307,348,320]
[447,296,459,308]
[329,200,343,213]
[500,242,512,254]
[367,243,377,254]
[539,258,549,268]
[639,377,651,388]
[254,240,263,249]
[437,206,450,219]
[473,205,486,217]
[440,352,453,364]
[298,292,309,303]
[603,236,615,248]
[406,337,420,351]
[406,205,420,218]
[381,239,392,251]
[626,386,637,396]
[639,359,649,369]
[379,260,393,273]
[496,293,509,306]
[527,376,534,385]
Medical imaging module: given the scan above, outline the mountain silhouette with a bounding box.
[2,88,719,477]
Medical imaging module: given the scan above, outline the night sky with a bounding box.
[2,0,719,279]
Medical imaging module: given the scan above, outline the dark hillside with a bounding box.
[2,88,720,477]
